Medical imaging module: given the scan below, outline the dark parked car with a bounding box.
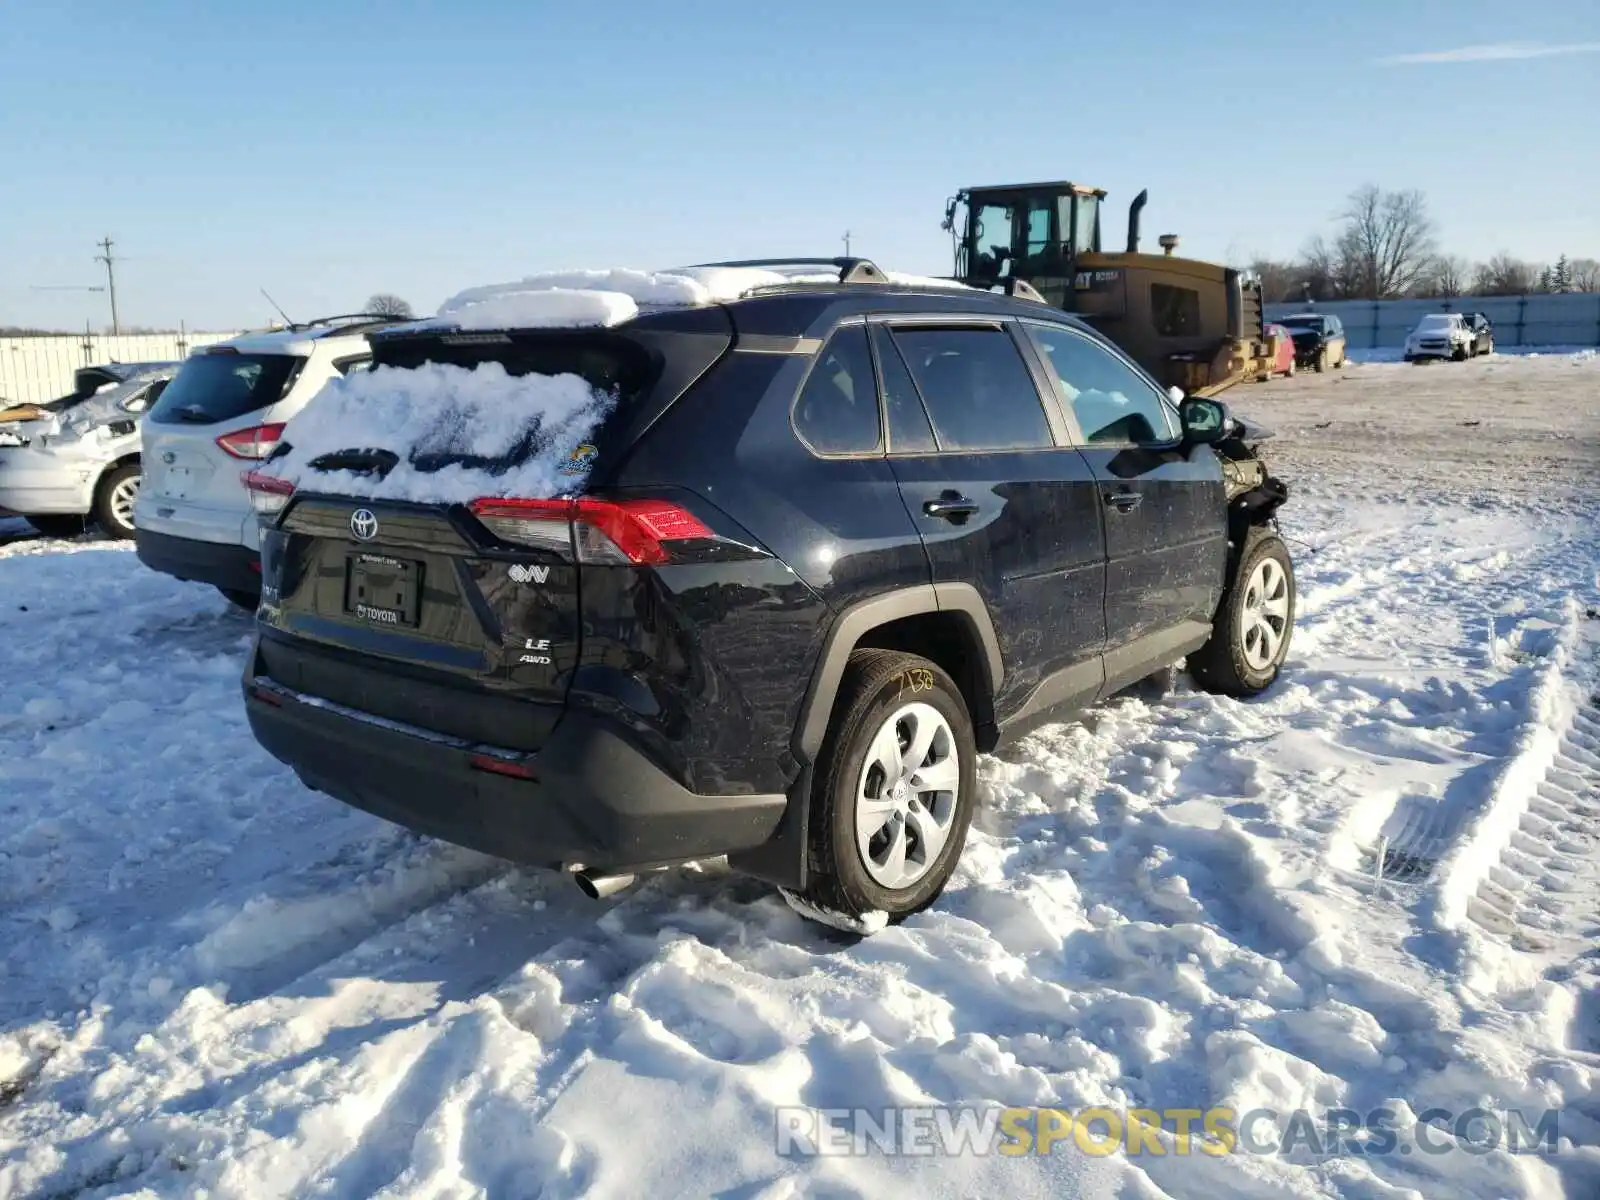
[1277,313,1347,372]
[240,260,1295,929]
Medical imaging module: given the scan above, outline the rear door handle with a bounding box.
[1105,491,1143,512]
[923,493,980,523]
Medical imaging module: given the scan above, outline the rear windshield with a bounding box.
[1279,317,1321,330]
[376,332,657,398]
[148,352,301,426]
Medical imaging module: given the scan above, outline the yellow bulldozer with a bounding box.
[943,181,1271,397]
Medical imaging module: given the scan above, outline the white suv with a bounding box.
[1403,313,1475,363]
[134,317,395,606]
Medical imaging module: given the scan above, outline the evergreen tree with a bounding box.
[1537,265,1554,293]
[1553,254,1571,293]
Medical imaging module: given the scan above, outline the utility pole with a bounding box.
[94,236,119,334]
[842,230,852,257]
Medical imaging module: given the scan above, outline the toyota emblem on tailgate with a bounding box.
[350,509,379,541]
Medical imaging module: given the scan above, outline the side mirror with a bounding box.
[1180,397,1230,445]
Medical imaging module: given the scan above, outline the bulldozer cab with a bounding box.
[946,181,1267,397]
[945,181,1105,305]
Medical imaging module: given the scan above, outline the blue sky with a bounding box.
[3,0,1595,330]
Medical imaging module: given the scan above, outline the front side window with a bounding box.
[122,379,169,414]
[1150,283,1201,337]
[888,326,1053,452]
[970,202,1016,280]
[1026,323,1178,446]
[792,325,881,455]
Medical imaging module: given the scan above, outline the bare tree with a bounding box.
[1247,258,1300,304]
[1472,254,1538,296]
[1415,254,1470,298]
[1336,185,1438,299]
[1568,258,1600,292]
[364,293,414,318]
[1298,231,1366,301]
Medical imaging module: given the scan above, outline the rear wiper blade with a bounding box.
[172,406,214,423]
[308,447,400,477]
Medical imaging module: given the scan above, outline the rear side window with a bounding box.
[148,353,301,425]
[793,325,881,455]
[889,326,1052,452]
[872,326,936,454]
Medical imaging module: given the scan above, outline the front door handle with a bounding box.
[1105,491,1143,512]
[923,492,980,523]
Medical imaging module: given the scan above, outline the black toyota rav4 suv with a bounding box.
[242,260,1293,929]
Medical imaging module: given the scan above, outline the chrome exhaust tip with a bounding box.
[573,870,636,900]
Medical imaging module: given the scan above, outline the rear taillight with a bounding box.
[216,423,286,460]
[242,468,294,515]
[469,497,714,565]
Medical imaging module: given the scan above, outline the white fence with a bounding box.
[1,331,245,407]
[1264,293,1600,351]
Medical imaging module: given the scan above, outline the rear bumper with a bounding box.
[136,527,261,593]
[243,660,789,873]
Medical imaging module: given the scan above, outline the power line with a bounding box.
[93,236,119,334]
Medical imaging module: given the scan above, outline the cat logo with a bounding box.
[508,563,550,585]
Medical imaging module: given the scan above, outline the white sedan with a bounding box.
[0,364,176,538]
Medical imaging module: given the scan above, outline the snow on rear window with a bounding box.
[263,362,613,505]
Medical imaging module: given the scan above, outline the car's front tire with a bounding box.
[1314,347,1328,373]
[796,649,977,928]
[93,463,141,539]
[1189,528,1295,698]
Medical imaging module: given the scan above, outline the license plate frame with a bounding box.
[344,552,422,627]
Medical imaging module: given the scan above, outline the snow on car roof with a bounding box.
[425,265,974,331]
[265,264,982,505]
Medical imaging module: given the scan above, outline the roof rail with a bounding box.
[1002,278,1049,305]
[288,312,409,333]
[690,257,891,284]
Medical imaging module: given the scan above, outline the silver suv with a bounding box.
[134,316,396,606]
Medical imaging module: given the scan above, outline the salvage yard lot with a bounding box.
[2,353,1598,1199]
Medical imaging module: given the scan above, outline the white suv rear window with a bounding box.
[148,352,302,426]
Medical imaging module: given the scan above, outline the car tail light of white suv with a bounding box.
[216,423,287,460]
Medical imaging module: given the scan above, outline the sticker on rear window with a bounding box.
[560,443,598,475]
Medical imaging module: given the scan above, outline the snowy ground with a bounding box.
[2,353,1598,1199]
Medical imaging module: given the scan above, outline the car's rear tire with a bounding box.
[93,463,141,539]
[217,587,259,611]
[795,649,977,929]
[1285,358,1296,378]
[25,514,86,539]
[1188,528,1295,698]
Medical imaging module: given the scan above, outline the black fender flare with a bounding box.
[728,582,1003,891]
[792,581,1003,764]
